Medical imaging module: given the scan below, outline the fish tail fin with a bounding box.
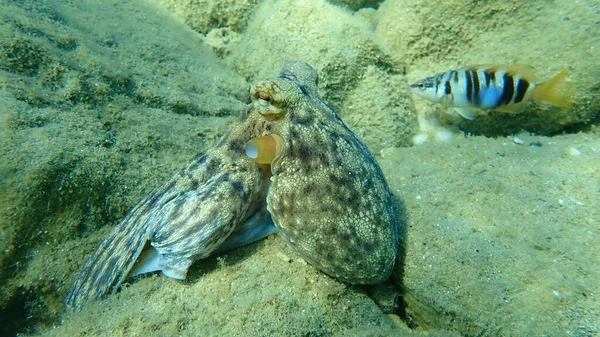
[64,203,155,311]
[531,69,575,107]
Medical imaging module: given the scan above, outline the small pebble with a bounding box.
[413,133,429,145]
[277,252,291,263]
[568,147,582,156]
[435,130,453,142]
[512,136,525,145]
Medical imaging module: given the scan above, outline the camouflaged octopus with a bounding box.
[65,61,399,310]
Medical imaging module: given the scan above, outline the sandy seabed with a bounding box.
[0,0,598,336]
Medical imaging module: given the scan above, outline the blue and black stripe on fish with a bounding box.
[409,65,575,120]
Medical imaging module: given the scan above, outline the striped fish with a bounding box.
[410,65,574,120]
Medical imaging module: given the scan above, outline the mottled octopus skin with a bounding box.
[65,61,398,310]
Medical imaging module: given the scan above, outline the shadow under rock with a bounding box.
[362,193,410,320]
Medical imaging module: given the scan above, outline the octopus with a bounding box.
[65,61,399,310]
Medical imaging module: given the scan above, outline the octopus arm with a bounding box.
[65,152,266,310]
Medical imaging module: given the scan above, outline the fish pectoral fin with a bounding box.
[440,94,453,107]
[453,107,477,120]
[440,96,478,120]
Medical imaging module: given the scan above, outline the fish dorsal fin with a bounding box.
[464,64,538,82]
[505,64,537,82]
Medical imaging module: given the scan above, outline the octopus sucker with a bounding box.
[65,61,399,311]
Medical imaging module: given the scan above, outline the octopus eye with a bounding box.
[257,91,270,101]
[418,83,425,89]
[257,91,271,107]
[251,85,286,120]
